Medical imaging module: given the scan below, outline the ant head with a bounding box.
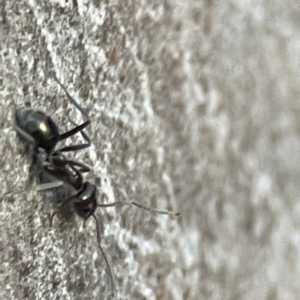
[74,182,98,220]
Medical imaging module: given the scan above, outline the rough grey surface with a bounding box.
[1,0,300,300]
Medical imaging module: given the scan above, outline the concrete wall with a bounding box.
[1,1,300,299]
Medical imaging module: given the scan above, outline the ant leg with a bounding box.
[36,182,63,191]
[58,121,91,153]
[130,201,180,217]
[91,214,115,297]
[63,159,91,173]
[49,154,90,174]
[13,123,36,144]
[49,211,59,227]
[69,160,90,173]
[54,76,88,117]
[98,200,180,216]
[59,120,90,141]
[24,146,44,190]
[58,108,92,153]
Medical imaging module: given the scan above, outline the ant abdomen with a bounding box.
[15,107,60,152]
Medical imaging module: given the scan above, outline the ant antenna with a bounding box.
[130,201,180,216]
[97,201,180,217]
[98,202,124,208]
[92,214,115,297]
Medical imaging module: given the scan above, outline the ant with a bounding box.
[13,78,180,297]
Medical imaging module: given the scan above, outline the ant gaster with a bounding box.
[14,107,90,155]
[14,77,91,172]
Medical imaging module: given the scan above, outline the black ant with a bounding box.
[13,78,180,297]
[40,152,180,297]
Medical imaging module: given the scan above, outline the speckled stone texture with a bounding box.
[1,1,300,300]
